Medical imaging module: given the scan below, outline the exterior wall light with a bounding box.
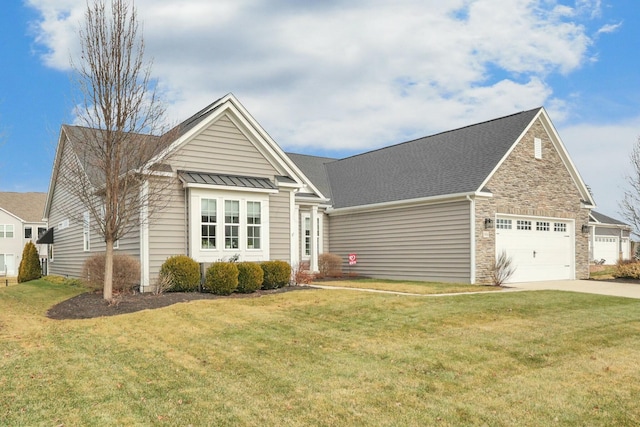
[484,218,494,229]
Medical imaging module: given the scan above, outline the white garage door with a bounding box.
[593,236,618,265]
[495,216,574,283]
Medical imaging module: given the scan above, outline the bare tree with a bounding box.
[64,0,172,300]
[621,137,640,237]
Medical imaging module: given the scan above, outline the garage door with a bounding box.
[593,236,618,265]
[495,216,574,283]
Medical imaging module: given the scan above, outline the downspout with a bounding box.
[467,195,476,284]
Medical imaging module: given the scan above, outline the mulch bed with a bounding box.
[47,286,313,320]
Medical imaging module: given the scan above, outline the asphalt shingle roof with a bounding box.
[322,108,542,209]
[286,153,337,200]
[0,192,47,222]
[590,211,628,226]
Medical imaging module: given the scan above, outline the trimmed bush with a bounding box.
[82,253,140,293]
[159,255,200,292]
[318,253,342,277]
[204,262,239,295]
[261,260,291,289]
[614,260,640,279]
[237,262,263,293]
[18,241,42,283]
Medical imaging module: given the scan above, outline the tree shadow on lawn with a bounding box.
[47,286,313,320]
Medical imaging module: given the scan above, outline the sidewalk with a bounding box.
[311,280,640,299]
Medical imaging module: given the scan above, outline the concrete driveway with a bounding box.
[509,280,640,299]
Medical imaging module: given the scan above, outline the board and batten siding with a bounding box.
[170,114,280,179]
[328,200,471,282]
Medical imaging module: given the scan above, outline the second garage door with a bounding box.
[495,216,574,283]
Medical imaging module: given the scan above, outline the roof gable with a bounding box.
[149,94,324,198]
[479,108,595,208]
[325,108,542,209]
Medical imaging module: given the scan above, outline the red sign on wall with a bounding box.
[348,253,357,265]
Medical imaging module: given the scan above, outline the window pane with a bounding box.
[25,227,32,239]
[6,225,13,238]
[225,200,239,224]
[201,199,217,249]
[225,225,239,249]
[201,199,216,223]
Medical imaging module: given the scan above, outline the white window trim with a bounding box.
[301,211,323,260]
[189,188,270,262]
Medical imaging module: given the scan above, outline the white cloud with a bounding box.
[26,0,601,153]
[596,22,622,35]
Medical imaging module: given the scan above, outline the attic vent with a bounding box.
[534,137,542,159]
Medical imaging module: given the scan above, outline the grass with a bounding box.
[2,279,640,425]
[590,265,617,280]
[313,277,502,294]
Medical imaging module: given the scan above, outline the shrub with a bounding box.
[82,253,140,293]
[490,250,516,286]
[204,262,239,295]
[158,255,200,292]
[261,260,291,289]
[293,261,314,285]
[614,259,640,279]
[318,253,342,277]
[18,241,42,283]
[236,262,263,293]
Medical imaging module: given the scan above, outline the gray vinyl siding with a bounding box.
[148,180,188,283]
[48,146,143,279]
[269,190,291,262]
[170,114,279,179]
[47,144,90,278]
[322,210,329,255]
[595,227,629,237]
[328,200,471,283]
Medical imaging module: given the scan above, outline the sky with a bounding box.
[0,0,639,221]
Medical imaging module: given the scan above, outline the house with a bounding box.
[588,211,632,264]
[42,94,595,288]
[291,107,595,284]
[0,192,48,276]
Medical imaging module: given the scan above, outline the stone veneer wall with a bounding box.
[474,118,590,284]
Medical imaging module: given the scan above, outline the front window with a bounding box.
[37,227,47,238]
[201,198,217,249]
[225,200,239,249]
[25,227,32,239]
[247,201,261,249]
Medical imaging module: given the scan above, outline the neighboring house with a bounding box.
[588,211,632,264]
[43,94,595,288]
[0,192,48,276]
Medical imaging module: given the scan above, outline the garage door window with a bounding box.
[554,223,567,232]
[496,219,512,229]
[536,221,550,231]
[517,220,532,230]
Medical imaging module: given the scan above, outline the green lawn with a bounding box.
[2,280,640,426]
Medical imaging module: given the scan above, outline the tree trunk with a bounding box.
[103,239,114,300]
